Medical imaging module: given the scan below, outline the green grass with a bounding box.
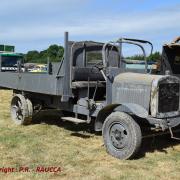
[0,90,180,180]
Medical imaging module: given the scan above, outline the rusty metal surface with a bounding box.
[112,72,164,111]
[113,72,164,85]
[164,43,180,48]
[163,36,180,48]
[151,75,180,118]
[112,72,180,120]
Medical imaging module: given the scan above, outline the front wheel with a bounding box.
[102,112,142,160]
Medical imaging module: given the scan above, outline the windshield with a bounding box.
[1,55,24,67]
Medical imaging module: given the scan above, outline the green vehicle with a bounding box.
[0,45,24,72]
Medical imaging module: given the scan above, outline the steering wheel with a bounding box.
[91,61,104,72]
[90,61,107,81]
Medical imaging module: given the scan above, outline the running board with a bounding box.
[61,117,86,124]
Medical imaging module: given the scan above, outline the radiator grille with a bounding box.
[158,83,179,113]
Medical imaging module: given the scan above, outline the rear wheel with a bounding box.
[11,94,33,125]
[102,112,142,160]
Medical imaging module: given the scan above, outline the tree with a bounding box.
[47,45,64,62]
[25,51,40,63]
[126,51,161,62]
[25,45,64,63]
[47,45,59,61]
[147,51,161,61]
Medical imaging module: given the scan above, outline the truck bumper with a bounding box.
[147,116,180,130]
[167,116,180,128]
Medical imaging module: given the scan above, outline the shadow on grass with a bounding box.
[31,110,95,137]
[136,129,180,159]
[31,110,180,159]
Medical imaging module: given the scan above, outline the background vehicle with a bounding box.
[0,45,24,72]
[0,33,179,160]
[28,64,47,73]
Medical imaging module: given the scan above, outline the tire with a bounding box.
[102,112,142,160]
[11,94,33,125]
[26,98,33,117]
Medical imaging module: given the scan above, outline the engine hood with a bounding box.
[114,72,164,86]
[112,72,180,117]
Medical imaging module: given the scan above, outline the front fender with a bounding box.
[95,103,149,132]
[114,103,149,118]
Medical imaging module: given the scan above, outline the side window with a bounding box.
[86,51,102,67]
[86,48,120,67]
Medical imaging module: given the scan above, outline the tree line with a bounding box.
[24,44,161,63]
[126,51,161,61]
[24,44,64,64]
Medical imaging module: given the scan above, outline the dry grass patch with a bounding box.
[0,90,180,180]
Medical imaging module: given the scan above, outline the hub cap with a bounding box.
[109,123,128,149]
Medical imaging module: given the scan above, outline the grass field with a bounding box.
[0,90,180,180]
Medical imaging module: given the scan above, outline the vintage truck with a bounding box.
[0,32,179,160]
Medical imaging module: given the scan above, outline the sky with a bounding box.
[0,0,179,54]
